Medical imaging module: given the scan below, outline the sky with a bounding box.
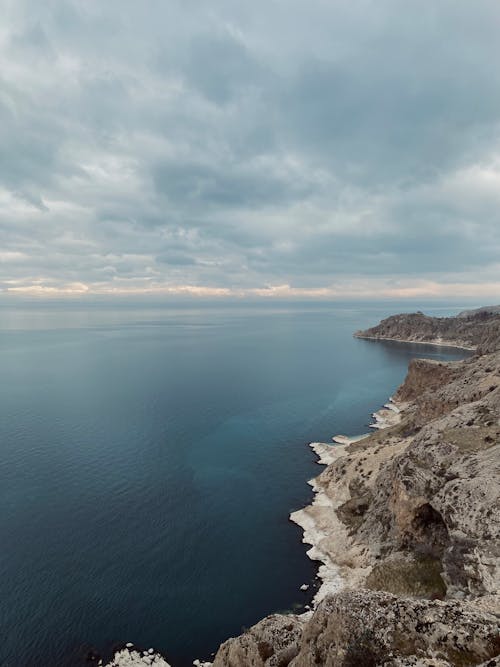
[1,0,500,300]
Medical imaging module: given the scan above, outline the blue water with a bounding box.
[0,302,470,666]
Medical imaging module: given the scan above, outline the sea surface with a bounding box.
[0,301,472,666]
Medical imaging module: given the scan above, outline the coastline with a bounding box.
[290,442,348,605]
[106,309,500,666]
[207,320,500,664]
[354,333,477,352]
[290,399,403,607]
[107,394,409,665]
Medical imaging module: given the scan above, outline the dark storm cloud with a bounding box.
[1,0,500,297]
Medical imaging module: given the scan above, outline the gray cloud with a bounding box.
[1,0,500,298]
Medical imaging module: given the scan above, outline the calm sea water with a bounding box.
[0,301,471,666]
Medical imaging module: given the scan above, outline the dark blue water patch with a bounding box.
[0,304,471,666]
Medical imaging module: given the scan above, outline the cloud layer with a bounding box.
[1,0,500,298]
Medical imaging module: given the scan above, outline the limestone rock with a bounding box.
[212,591,500,667]
[105,648,171,666]
[213,614,305,667]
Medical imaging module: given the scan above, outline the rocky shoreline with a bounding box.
[355,333,477,351]
[289,400,404,608]
[107,308,500,666]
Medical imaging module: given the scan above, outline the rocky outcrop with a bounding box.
[213,614,306,667]
[395,359,461,403]
[355,310,500,354]
[105,646,171,666]
[395,351,500,428]
[214,590,500,667]
[458,305,500,319]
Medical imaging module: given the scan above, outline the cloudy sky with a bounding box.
[1,0,500,299]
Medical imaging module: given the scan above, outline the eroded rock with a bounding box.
[212,591,500,667]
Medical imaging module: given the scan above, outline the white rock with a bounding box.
[300,583,309,591]
[103,648,172,667]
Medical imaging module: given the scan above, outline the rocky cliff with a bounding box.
[354,309,500,354]
[213,591,499,667]
[107,310,500,667]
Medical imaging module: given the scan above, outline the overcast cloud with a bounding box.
[1,0,500,299]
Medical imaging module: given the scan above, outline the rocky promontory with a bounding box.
[354,308,500,354]
[108,309,500,667]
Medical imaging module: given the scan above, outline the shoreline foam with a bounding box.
[290,443,348,605]
[290,400,403,607]
[369,397,402,429]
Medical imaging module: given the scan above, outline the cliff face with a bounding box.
[355,309,500,354]
[107,310,500,667]
[359,366,500,601]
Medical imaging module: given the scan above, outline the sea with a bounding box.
[0,300,472,666]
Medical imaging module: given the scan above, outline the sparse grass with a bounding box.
[346,419,413,454]
[365,554,447,599]
[443,426,499,452]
